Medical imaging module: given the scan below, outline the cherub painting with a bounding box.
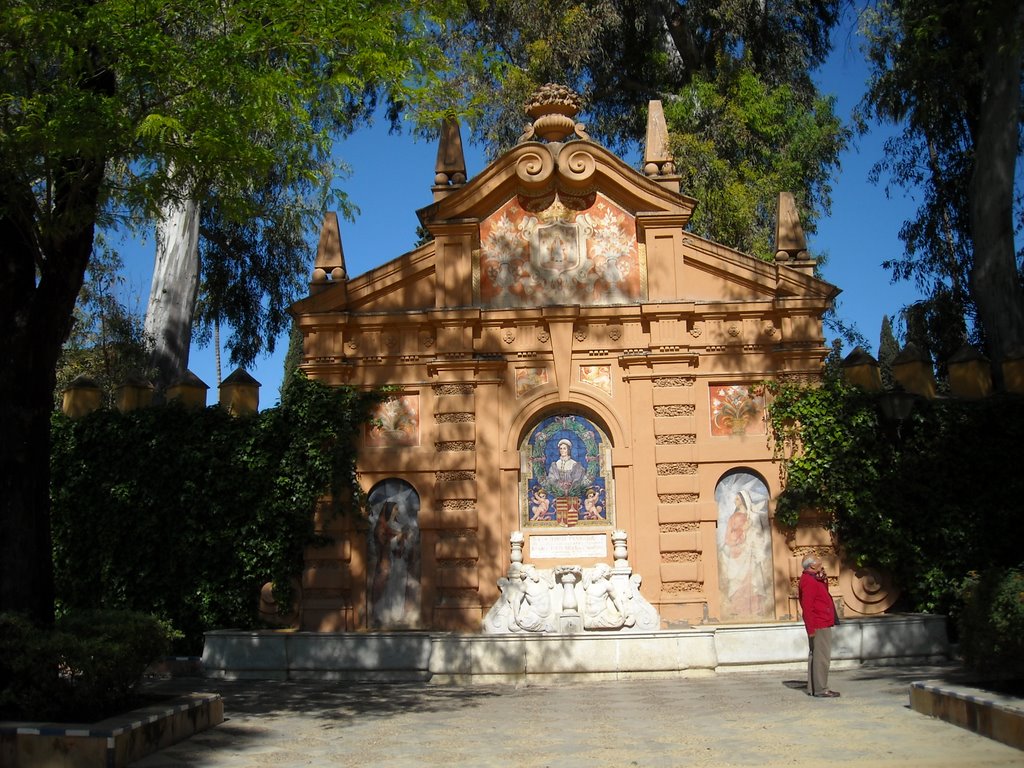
[520,414,613,528]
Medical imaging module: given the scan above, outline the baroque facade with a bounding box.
[288,86,893,633]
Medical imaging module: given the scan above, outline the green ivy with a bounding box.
[50,371,382,653]
[957,568,1024,679]
[767,347,1024,616]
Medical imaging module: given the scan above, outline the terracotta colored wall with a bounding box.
[288,133,874,633]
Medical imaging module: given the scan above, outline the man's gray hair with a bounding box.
[801,555,818,569]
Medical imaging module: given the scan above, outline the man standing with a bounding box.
[799,555,840,697]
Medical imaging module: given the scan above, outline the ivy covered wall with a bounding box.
[50,372,381,652]
[768,354,1024,617]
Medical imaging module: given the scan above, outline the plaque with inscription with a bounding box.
[529,534,608,560]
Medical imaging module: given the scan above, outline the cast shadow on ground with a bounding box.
[146,677,514,722]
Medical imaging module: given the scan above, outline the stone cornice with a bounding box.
[426,355,508,377]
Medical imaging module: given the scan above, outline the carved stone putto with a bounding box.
[482,531,660,634]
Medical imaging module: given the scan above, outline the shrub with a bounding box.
[957,567,1024,679]
[0,610,175,721]
[50,371,382,652]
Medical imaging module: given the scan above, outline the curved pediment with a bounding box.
[418,140,696,229]
[294,88,835,319]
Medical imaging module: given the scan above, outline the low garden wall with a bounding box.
[202,614,949,683]
[0,692,223,768]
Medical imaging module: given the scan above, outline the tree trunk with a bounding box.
[215,318,222,387]
[0,160,106,624]
[968,6,1024,372]
[145,195,201,392]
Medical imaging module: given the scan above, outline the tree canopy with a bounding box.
[442,0,847,258]
[0,0,477,623]
[450,0,842,149]
[860,0,1024,370]
[663,60,847,258]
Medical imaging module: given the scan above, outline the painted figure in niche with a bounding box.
[715,473,773,620]
[547,438,586,495]
[367,480,421,628]
[521,414,613,528]
[583,564,634,630]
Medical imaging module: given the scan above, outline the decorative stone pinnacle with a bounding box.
[775,191,810,262]
[643,100,675,176]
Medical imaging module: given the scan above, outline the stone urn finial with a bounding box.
[519,83,590,143]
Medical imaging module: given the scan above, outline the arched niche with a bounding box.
[504,389,628,453]
[518,413,615,529]
[366,478,422,629]
[714,468,775,621]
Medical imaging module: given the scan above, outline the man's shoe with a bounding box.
[813,690,840,698]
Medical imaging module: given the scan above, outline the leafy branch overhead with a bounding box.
[0,0,488,623]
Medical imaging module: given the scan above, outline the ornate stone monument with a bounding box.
[483,531,660,634]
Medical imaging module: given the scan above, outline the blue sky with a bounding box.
[118,22,927,409]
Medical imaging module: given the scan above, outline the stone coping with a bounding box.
[202,613,949,682]
[910,679,1024,751]
[0,692,223,768]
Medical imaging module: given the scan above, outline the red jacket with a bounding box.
[799,570,835,635]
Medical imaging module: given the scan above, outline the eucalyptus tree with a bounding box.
[662,62,847,259]
[861,0,1024,371]
[145,87,372,390]
[0,0,472,623]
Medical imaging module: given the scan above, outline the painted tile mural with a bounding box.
[715,471,774,620]
[367,479,421,629]
[515,367,549,398]
[580,365,612,396]
[709,384,765,436]
[478,194,642,308]
[519,415,613,528]
[365,394,420,447]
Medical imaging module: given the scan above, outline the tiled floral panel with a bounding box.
[365,394,420,447]
[479,193,642,308]
[709,384,765,436]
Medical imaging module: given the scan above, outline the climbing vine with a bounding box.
[50,371,382,652]
[766,349,1024,615]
